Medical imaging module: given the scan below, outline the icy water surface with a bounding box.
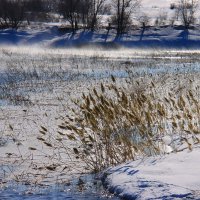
[0,177,119,200]
[0,187,119,200]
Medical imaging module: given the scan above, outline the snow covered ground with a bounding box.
[1,2,200,200]
[0,46,200,199]
[103,148,200,199]
[1,25,200,48]
[1,0,200,48]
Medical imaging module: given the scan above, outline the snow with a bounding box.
[0,26,199,48]
[0,1,200,200]
[143,0,173,7]
[162,136,172,145]
[1,0,200,48]
[0,41,200,199]
[1,23,200,48]
[103,148,200,199]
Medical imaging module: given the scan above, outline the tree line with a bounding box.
[0,0,199,39]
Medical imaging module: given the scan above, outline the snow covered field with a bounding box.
[1,0,200,48]
[2,21,200,49]
[2,26,200,48]
[2,0,200,49]
[104,148,200,199]
[1,1,200,199]
[0,46,200,199]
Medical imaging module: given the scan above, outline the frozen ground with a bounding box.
[0,46,200,199]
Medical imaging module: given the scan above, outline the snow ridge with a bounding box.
[102,149,200,199]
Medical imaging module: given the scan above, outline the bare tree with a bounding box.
[59,0,82,33]
[175,0,198,29]
[25,0,44,13]
[24,0,45,24]
[111,0,140,40]
[45,0,60,12]
[137,13,150,41]
[58,0,106,33]
[79,0,90,29]
[0,0,25,29]
[88,0,106,32]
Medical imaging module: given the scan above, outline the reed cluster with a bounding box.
[56,76,200,172]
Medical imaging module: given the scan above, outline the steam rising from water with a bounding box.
[2,45,200,60]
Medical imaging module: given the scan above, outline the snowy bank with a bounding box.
[2,26,200,48]
[102,148,200,199]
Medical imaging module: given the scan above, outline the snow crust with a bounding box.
[104,148,200,199]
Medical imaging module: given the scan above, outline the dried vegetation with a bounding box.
[55,75,200,172]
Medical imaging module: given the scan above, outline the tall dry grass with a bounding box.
[55,75,200,172]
